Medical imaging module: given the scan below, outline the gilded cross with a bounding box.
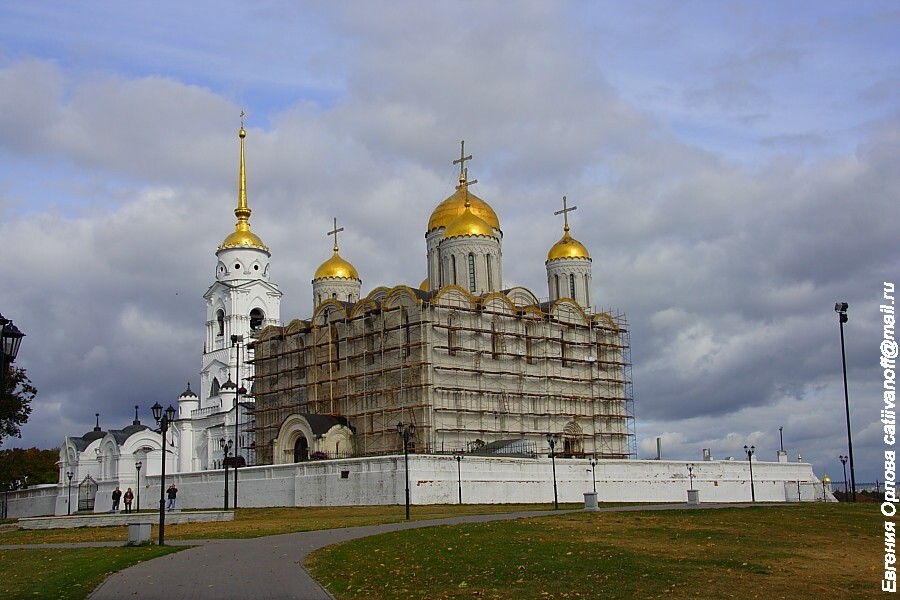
[453,140,472,178]
[554,196,577,229]
[327,217,344,250]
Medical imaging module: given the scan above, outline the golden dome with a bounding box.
[443,204,497,240]
[314,248,360,281]
[822,475,831,484]
[221,227,268,251]
[420,278,429,291]
[428,175,500,232]
[547,229,590,261]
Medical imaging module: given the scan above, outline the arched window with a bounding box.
[468,253,476,292]
[210,377,221,397]
[554,275,561,299]
[250,308,265,331]
[216,310,225,337]
[584,275,590,307]
[293,436,309,462]
[451,255,458,285]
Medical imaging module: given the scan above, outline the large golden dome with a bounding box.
[547,229,591,261]
[221,226,268,251]
[428,173,500,232]
[314,248,360,281]
[443,203,497,240]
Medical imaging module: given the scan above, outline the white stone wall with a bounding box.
[50,455,833,515]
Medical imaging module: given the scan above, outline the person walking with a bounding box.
[166,483,178,511]
[123,488,134,513]
[111,486,122,512]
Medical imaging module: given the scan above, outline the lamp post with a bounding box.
[135,461,142,512]
[219,438,233,511]
[66,471,73,515]
[744,445,756,502]
[687,463,695,490]
[839,455,848,498]
[397,422,416,520]
[588,459,597,495]
[453,454,463,504]
[152,402,176,546]
[231,334,246,510]
[835,302,857,502]
[0,313,25,390]
[547,433,559,510]
[779,426,784,453]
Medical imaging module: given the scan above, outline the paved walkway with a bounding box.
[6,503,762,599]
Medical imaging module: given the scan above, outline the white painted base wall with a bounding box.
[37,455,835,517]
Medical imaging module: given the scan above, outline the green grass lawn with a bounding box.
[307,503,879,599]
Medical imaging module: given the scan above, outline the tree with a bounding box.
[0,447,59,487]
[0,366,36,446]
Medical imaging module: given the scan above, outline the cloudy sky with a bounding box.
[1,1,896,485]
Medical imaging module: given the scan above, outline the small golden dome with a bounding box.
[314,248,360,281]
[822,475,831,484]
[547,229,590,261]
[443,205,497,240]
[221,227,268,251]
[420,278,430,291]
[428,186,499,232]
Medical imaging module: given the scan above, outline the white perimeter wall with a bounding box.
[41,455,832,516]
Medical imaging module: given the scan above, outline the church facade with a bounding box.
[251,148,636,466]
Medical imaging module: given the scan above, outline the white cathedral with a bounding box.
[58,122,635,505]
[49,124,832,514]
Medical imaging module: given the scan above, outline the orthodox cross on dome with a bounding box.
[453,140,472,178]
[554,195,577,232]
[327,217,344,251]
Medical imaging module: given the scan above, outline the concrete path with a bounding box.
[5,502,762,600]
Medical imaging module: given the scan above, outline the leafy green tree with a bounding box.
[0,366,36,446]
[0,447,59,487]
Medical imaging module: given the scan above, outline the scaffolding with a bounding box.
[251,294,636,464]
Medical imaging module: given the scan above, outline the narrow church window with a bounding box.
[491,321,500,359]
[451,255,457,285]
[210,377,221,397]
[332,292,337,300]
[468,253,476,292]
[554,275,561,299]
[569,274,576,299]
[584,275,590,307]
[448,315,457,356]
[486,255,493,290]
[560,329,569,367]
[250,308,264,331]
[216,310,225,337]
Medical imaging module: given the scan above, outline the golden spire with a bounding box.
[219,112,268,251]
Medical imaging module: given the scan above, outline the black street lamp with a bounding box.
[135,461,142,512]
[547,433,559,510]
[66,471,73,515]
[839,455,849,497]
[453,454,463,504]
[835,302,857,501]
[231,335,247,510]
[220,438,233,511]
[744,445,756,502]
[588,459,597,495]
[0,313,25,390]
[779,426,784,453]
[687,463,695,490]
[397,422,416,520]
[152,402,176,546]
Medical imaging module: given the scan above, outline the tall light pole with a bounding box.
[66,471,73,515]
[453,454,463,504]
[779,426,784,453]
[0,313,25,391]
[152,402,176,546]
[547,433,559,510]
[839,455,848,498]
[588,459,597,494]
[220,438,232,511]
[134,461,142,512]
[744,445,756,502]
[397,422,416,520]
[835,302,857,501]
[231,335,246,510]
[687,463,695,490]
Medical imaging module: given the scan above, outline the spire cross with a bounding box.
[240,110,245,129]
[554,195,577,231]
[453,140,472,179]
[327,217,344,251]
